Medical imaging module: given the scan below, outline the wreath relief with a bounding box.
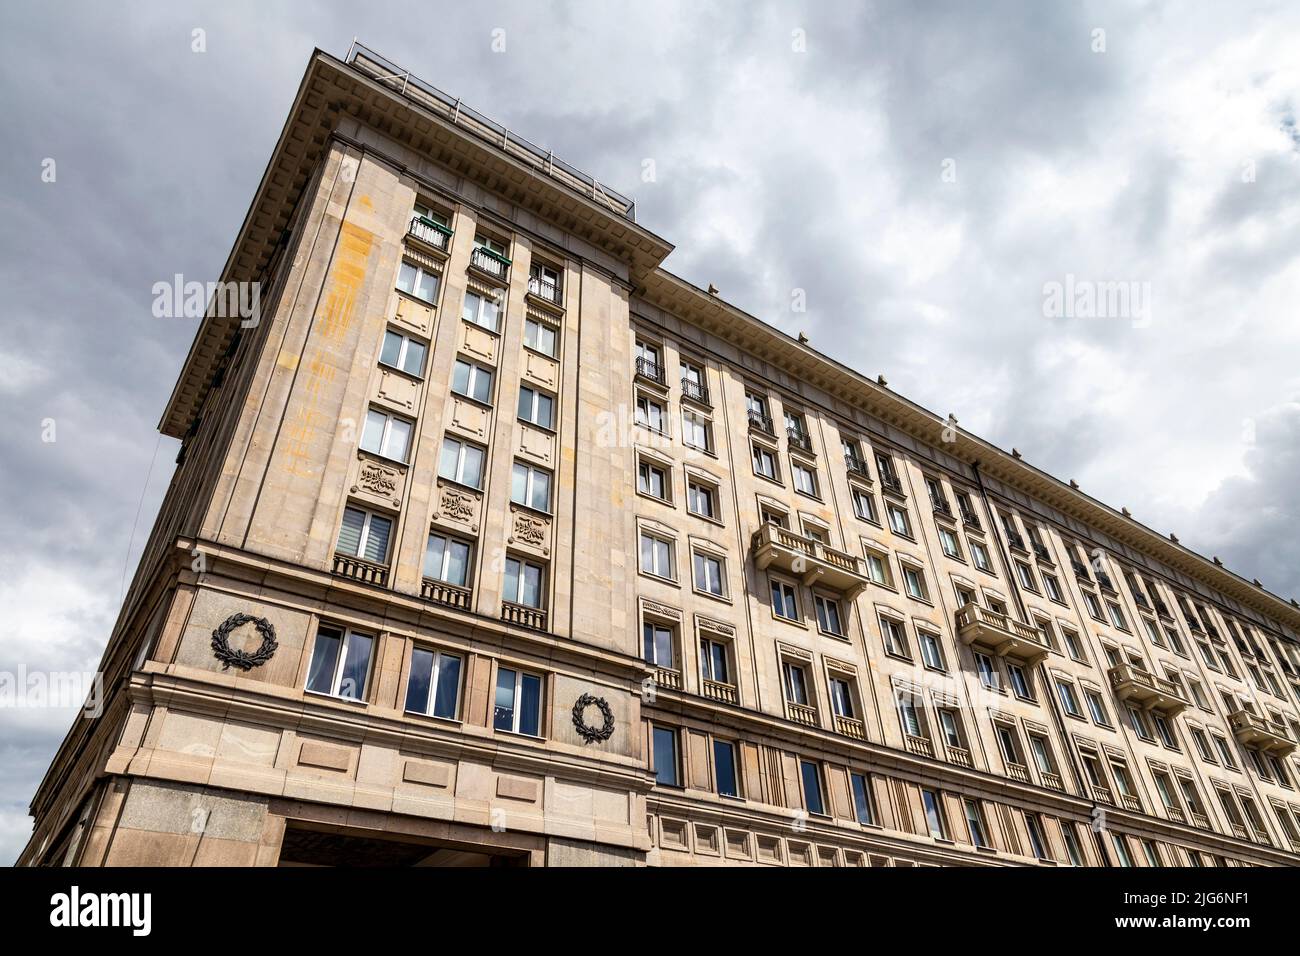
[210,613,278,671]
[571,693,616,743]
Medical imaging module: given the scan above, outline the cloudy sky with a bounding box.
[2,0,1298,863]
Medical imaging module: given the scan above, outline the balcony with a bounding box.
[960,509,982,531]
[701,679,737,705]
[526,275,562,307]
[332,553,389,587]
[1189,810,1211,830]
[954,602,1050,663]
[748,409,775,436]
[904,734,934,758]
[1041,771,1065,792]
[654,667,682,691]
[1228,708,1296,755]
[420,578,472,611]
[1152,597,1172,620]
[930,496,954,519]
[751,524,870,597]
[1107,663,1188,716]
[946,745,972,769]
[681,377,710,406]
[1119,792,1142,812]
[1096,570,1116,593]
[468,245,511,282]
[844,455,870,480]
[1071,559,1091,582]
[1005,530,1027,553]
[787,427,813,454]
[1164,805,1185,824]
[787,701,818,727]
[635,356,666,386]
[834,714,867,740]
[1032,541,1053,563]
[407,215,452,252]
[879,473,905,498]
[501,601,547,632]
[1006,762,1030,784]
[1092,785,1115,806]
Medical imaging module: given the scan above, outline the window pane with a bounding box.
[714,740,738,797]
[530,470,550,510]
[522,563,542,607]
[445,540,470,586]
[338,633,372,701]
[801,761,825,815]
[518,673,542,736]
[439,439,460,481]
[336,507,365,556]
[306,629,341,694]
[493,668,517,730]
[360,410,386,454]
[461,292,481,324]
[383,417,411,461]
[402,338,426,376]
[361,514,391,563]
[517,388,533,422]
[405,647,434,713]
[433,655,462,720]
[710,642,728,683]
[653,727,678,786]
[852,773,874,825]
[423,535,447,581]
[504,559,520,603]
[463,445,484,487]
[380,330,403,367]
[512,463,528,505]
[536,393,553,428]
[452,360,470,395]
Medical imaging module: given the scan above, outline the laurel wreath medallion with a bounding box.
[210,613,278,671]
[571,693,616,743]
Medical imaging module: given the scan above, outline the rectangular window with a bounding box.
[801,760,826,815]
[336,506,393,564]
[887,504,912,537]
[686,479,716,518]
[1025,813,1050,860]
[970,540,992,572]
[503,557,544,608]
[852,487,878,522]
[1061,823,1084,866]
[693,552,725,597]
[792,461,818,496]
[523,316,557,356]
[1062,629,1085,662]
[1029,734,1056,775]
[516,385,555,429]
[528,261,561,301]
[938,526,962,559]
[639,531,675,580]
[851,773,875,825]
[976,652,1000,690]
[814,594,844,635]
[461,290,500,331]
[902,564,928,600]
[451,358,494,403]
[1015,561,1037,591]
[898,693,926,739]
[1085,689,1110,726]
[653,726,680,786]
[880,616,910,658]
[1107,602,1129,631]
[379,329,427,376]
[783,662,810,706]
[829,677,856,719]
[1056,679,1083,717]
[439,437,485,488]
[964,799,990,848]
[637,459,669,500]
[864,550,890,585]
[396,260,439,303]
[921,789,947,839]
[682,410,712,451]
[700,638,729,684]
[404,648,462,720]
[1110,833,1134,867]
[1043,573,1065,603]
[919,630,946,670]
[360,408,413,463]
[771,579,799,621]
[635,393,665,433]
[752,443,778,480]
[1008,663,1032,699]
[306,626,373,701]
[1083,590,1104,621]
[643,621,674,667]
[511,462,552,512]
[493,667,543,736]
[423,532,471,586]
[714,739,739,797]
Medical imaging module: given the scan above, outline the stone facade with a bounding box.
[21,46,1300,867]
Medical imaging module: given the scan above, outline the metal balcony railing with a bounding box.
[526,275,562,305]
[931,496,954,519]
[469,246,511,281]
[879,473,905,497]
[844,455,870,479]
[786,427,813,453]
[635,357,665,385]
[1032,541,1052,562]
[1005,530,1027,552]
[680,377,710,405]
[407,215,453,251]
[747,410,774,435]
[960,509,982,531]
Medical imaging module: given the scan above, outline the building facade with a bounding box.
[22,44,1300,867]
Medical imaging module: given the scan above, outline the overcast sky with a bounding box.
[2,0,1298,864]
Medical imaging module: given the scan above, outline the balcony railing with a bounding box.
[1189,810,1211,830]
[1107,663,1188,716]
[1119,793,1142,812]
[1041,771,1065,792]
[747,409,774,436]
[332,553,389,587]
[407,215,453,251]
[1228,708,1296,755]
[1071,559,1091,582]
[834,714,867,740]
[635,357,666,386]
[701,679,737,705]
[787,701,818,727]
[879,473,905,498]
[680,377,710,405]
[1131,591,1152,611]
[931,496,954,519]
[1096,570,1116,593]
[654,667,682,690]
[469,246,511,282]
[946,746,972,769]
[1092,785,1115,806]
[844,455,870,479]
[1163,804,1185,824]
[954,602,1050,662]
[960,509,982,531]
[752,524,870,597]
[787,427,813,453]
[1032,541,1053,563]
[904,734,934,758]
[501,601,547,631]
[420,578,472,610]
[1006,761,1030,784]
[1152,597,1172,619]
[526,276,562,306]
[1005,530,1027,552]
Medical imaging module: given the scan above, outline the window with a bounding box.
[829,677,856,719]
[493,667,543,736]
[523,316,557,356]
[1191,727,1216,763]
[652,726,680,786]
[976,652,1000,690]
[461,290,500,331]
[938,527,962,559]
[814,594,844,636]
[938,708,964,749]
[475,234,508,256]
[413,203,448,228]
[751,443,778,480]
[693,551,726,597]
[770,579,800,621]
[851,486,878,522]
[681,410,712,451]
[875,453,900,487]
[379,329,427,376]
[970,540,992,572]
[438,437,485,488]
[1008,663,1033,699]
[1153,714,1178,749]
[880,615,910,658]
[306,626,373,701]
[785,410,808,444]
[1110,760,1137,802]
[1055,678,1083,717]
[921,789,947,839]
[517,385,555,429]
[635,393,666,433]
[1084,689,1110,726]
[360,408,413,463]
[801,760,827,815]
[1082,590,1104,621]
[901,564,928,601]
[1110,833,1134,867]
[714,739,739,798]
[503,557,544,608]
[792,460,818,497]
[638,459,669,500]
[336,506,393,564]
[686,478,716,519]
[863,549,891,586]
[919,630,946,670]
[636,339,661,369]
[1061,823,1084,866]
[451,358,493,403]
[745,389,769,420]
[423,532,471,586]
[964,799,990,848]
[851,773,875,825]
[405,648,462,720]
[1061,628,1085,662]
[1028,734,1057,776]
[396,260,439,303]
[528,261,561,301]
[1178,776,1206,817]
[1211,733,1238,770]
[511,462,552,512]
[639,531,675,580]
[995,723,1023,768]
[643,620,674,667]
[887,504,912,537]
[680,359,705,392]
[898,691,927,739]
[1025,813,1050,860]
[1107,602,1129,631]
[1127,705,1153,741]
[700,637,729,685]
[1043,573,1065,603]
[783,662,811,707]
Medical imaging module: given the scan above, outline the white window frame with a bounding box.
[360,408,413,463]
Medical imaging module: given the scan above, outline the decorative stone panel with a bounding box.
[522,348,559,390]
[375,367,419,413]
[448,396,490,440]
[518,422,555,467]
[508,505,551,556]
[351,453,405,509]
[434,480,481,532]
[392,291,433,337]
[460,320,499,366]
